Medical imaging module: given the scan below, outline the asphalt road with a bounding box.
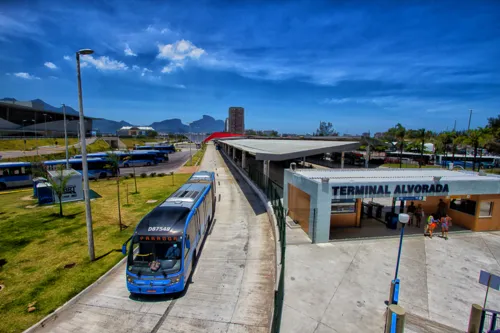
[119,149,197,176]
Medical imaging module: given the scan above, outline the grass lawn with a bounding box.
[184,144,206,167]
[381,163,442,169]
[2,139,111,163]
[0,138,79,151]
[0,173,191,333]
[119,138,164,149]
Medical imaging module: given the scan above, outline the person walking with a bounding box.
[441,215,452,240]
[407,201,416,226]
[415,204,423,228]
[425,214,437,238]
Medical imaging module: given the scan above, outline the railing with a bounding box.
[480,309,500,332]
[247,164,286,333]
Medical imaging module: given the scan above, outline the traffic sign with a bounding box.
[479,270,500,309]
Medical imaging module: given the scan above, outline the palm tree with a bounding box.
[106,153,124,231]
[48,165,73,217]
[415,128,434,168]
[460,128,493,171]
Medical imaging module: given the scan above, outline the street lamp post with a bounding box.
[22,120,27,151]
[33,118,39,156]
[43,113,47,137]
[76,48,96,261]
[62,104,69,169]
[390,213,409,305]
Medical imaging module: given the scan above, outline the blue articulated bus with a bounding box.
[75,150,162,166]
[136,145,175,155]
[122,173,215,295]
[0,162,32,190]
[44,158,115,179]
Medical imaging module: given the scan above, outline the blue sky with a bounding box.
[1,0,500,134]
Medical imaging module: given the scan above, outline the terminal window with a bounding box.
[450,199,476,216]
[479,201,494,218]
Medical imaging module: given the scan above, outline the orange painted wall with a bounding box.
[287,184,311,233]
[473,194,500,231]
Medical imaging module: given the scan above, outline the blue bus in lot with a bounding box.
[74,150,162,167]
[122,171,215,295]
[44,158,115,180]
[135,145,176,155]
[0,162,32,190]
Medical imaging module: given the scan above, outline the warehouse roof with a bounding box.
[218,138,359,161]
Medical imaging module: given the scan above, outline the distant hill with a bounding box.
[93,119,133,134]
[1,98,226,134]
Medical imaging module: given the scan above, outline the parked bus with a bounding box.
[436,154,500,169]
[121,178,215,295]
[0,162,32,190]
[135,145,175,154]
[385,151,433,165]
[44,158,115,179]
[74,150,160,167]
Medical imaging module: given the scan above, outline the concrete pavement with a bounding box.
[27,143,275,333]
[282,227,500,333]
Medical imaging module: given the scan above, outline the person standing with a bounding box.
[437,199,447,219]
[415,204,424,228]
[407,201,416,226]
[441,215,452,240]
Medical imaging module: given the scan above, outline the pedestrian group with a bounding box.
[406,199,452,240]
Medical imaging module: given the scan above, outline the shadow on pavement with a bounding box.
[219,152,267,216]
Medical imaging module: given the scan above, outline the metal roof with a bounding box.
[294,168,500,183]
[218,138,360,161]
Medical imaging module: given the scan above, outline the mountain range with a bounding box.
[1,98,225,133]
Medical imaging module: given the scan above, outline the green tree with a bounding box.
[387,123,406,168]
[315,121,338,136]
[460,128,493,171]
[48,165,73,217]
[147,130,158,138]
[245,129,257,136]
[106,153,125,231]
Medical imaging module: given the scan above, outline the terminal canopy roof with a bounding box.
[218,138,360,161]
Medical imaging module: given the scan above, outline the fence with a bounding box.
[246,164,286,333]
[479,308,500,332]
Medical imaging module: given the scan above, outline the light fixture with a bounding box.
[433,176,442,182]
[398,213,410,224]
[78,49,94,55]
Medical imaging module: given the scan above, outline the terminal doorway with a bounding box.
[287,184,311,234]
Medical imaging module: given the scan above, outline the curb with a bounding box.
[23,255,128,333]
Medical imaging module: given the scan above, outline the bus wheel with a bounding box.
[99,172,106,179]
[146,162,151,166]
[0,183,6,191]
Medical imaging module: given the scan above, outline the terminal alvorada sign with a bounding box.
[332,183,450,199]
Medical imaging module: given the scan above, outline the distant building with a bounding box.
[224,118,229,132]
[374,132,385,139]
[362,132,371,137]
[228,107,244,134]
[117,126,156,137]
[262,130,277,136]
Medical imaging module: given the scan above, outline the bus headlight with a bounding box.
[170,276,180,284]
[127,276,134,284]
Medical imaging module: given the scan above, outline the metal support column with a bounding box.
[341,151,345,169]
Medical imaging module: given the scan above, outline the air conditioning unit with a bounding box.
[290,162,297,171]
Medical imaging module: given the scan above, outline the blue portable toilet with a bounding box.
[32,177,48,198]
[37,183,54,205]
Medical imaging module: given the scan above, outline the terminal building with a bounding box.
[0,99,94,137]
[284,168,500,243]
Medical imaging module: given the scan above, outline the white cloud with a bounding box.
[157,40,205,61]
[173,84,186,89]
[12,72,40,80]
[124,43,137,56]
[132,65,140,71]
[63,55,71,61]
[81,55,128,71]
[132,65,153,76]
[161,62,184,73]
[141,68,152,77]
[44,61,57,69]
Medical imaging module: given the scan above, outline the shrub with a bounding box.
[150,172,157,177]
[157,173,165,177]
[140,173,147,178]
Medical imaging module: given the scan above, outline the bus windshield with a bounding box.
[128,241,182,276]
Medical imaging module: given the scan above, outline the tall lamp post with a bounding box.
[464,109,472,169]
[22,120,28,151]
[33,118,39,156]
[62,104,70,169]
[43,113,47,137]
[390,213,409,305]
[76,48,95,261]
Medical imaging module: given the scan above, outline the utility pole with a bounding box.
[464,109,472,169]
[62,104,69,169]
[453,120,456,132]
[468,109,472,131]
[76,49,95,261]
